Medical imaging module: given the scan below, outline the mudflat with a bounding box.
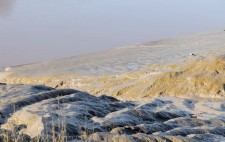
[1,30,225,141]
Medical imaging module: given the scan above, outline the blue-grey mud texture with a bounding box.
[1,84,225,142]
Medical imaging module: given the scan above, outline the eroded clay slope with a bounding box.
[0,84,225,141]
[2,53,225,101]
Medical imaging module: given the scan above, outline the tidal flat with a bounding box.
[1,30,225,141]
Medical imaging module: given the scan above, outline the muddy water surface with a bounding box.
[0,0,225,66]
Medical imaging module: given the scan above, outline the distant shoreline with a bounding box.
[1,28,224,67]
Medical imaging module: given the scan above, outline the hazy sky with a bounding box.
[0,0,225,66]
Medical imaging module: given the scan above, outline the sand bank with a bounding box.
[1,30,225,100]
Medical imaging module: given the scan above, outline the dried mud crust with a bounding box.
[0,84,225,142]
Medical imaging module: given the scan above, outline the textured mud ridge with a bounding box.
[1,84,225,141]
[3,52,225,101]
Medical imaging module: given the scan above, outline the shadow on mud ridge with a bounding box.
[0,84,225,142]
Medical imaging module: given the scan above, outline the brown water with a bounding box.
[0,0,225,66]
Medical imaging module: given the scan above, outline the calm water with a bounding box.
[0,0,225,66]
